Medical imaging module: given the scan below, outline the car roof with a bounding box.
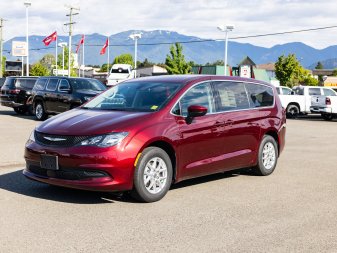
[37,76,96,80]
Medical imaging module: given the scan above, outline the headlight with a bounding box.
[78,132,128,148]
[26,130,35,145]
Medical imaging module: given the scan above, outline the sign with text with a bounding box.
[12,41,28,57]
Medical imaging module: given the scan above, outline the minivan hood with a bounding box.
[37,108,152,136]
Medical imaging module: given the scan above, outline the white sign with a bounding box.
[53,69,69,76]
[12,41,28,57]
[240,65,251,78]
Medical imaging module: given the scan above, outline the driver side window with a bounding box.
[179,83,214,117]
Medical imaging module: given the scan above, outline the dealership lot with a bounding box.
[1,105,337,252]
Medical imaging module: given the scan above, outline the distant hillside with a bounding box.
[308,58,337,70]
[3,30,337,68]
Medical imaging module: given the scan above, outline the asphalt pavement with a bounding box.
[1,105,337,252]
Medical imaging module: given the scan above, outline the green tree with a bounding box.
[113,53,134,67]
[100,63,113,72]
[1,56,6,76]
[165,43,191,74]
[275,54,300,87]
[30,63,49,76]
[332,69,337,76]
[138,58,154,68]
[57,47,77,76]
[315,61,324,84]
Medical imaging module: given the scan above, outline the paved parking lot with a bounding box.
[1,105,337,252]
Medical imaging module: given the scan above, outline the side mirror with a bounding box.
[187,105,207,118]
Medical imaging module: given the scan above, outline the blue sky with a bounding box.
[1,0,337,49]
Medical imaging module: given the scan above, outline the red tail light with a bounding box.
[326,97,331,105]
[9,89,21,94]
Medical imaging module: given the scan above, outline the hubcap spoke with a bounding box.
[143,156,168,194]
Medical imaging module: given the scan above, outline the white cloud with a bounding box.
[1,0,337,48]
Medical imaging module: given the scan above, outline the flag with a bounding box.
[42,31,57,46]
[76,35,85,53]
[100,38,108,55]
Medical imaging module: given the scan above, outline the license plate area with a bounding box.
[40,155,59,170]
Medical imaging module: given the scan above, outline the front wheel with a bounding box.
[286,104,300,118]
[321,113,333,121]
[131,147,173,203]
[253,135,278,176]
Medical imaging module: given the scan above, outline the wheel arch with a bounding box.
[264,130,280,156]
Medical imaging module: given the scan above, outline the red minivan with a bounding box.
[24,75,286,202]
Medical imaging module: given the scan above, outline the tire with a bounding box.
[14,106,27,115]
[131,147,173,203]
[286,104,300,118]
[27,105,34,116]
[253,135,278,176]
[321,113,333,121]
[35,102,48,121]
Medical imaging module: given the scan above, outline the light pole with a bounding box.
[24,2,31,76]
[58,42,67,76]
[129,33,141,78]
[217,25,234,76]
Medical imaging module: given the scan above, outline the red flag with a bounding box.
[76,35,85,53]
[42,31,57,46]
[100,38,108,55]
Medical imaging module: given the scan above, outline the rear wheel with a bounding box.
[321,113,333,121]
[35,102,48,121]
[131,147,173,203]
[286,104,300,118]
[253,135,278,176]
[14,106,27,115]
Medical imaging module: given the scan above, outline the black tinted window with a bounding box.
[70,79,106,91]
[46,79,59,91]
[3,78,15,88]
[59,79,70,90]
[16,79,36,89]
[308,88,321,96]
[246,83,274,108]
[34,78,48,90]
[214,82,249,111]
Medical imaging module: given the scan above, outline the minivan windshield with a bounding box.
[70,79,106,91]
[83,81,183,112]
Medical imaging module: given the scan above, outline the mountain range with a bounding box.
[3,30,337,69]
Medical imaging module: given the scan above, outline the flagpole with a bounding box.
[55,34,58,76]
[107,36,109,75]
[82,35,85,77]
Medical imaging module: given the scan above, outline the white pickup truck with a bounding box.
[310,93,337,120]
[278,86,337,118]
[106,64,135,86]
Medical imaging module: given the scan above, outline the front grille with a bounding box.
[27,164,109,180]
[35,131,88,147]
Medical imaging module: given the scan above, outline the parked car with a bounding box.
[30,77,107,120]
[24,75,286,202]
[0,77,6,89]
[278,85,337,118]
[310,94,337,120]
[106,64,135,86]
[0,76,38,114]
[276,86,292,95]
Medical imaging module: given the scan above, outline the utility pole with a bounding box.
[64,5,79,77]
[0,18,4,78]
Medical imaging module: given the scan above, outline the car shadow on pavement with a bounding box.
[0,169,135,204]
[0,109,36,121]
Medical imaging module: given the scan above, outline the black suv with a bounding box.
[31,77,107,120]
[0,76,38,114]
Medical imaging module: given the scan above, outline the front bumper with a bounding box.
[24,142,135,192]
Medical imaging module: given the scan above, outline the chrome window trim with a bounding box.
[170,79,275,117]
[57,79,71,92]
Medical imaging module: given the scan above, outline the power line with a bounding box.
[4,25,337,53]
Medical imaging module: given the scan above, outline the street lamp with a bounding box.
[129,33,141,78]
[217,25,234,76]
[24,2,31,76]
[58,42,67,76]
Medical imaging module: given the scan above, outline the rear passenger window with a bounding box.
[46,79,59,91]
[16,79,36,89]
[282,87,291,95]
[34,78,48,90]
[213,82,249,112]
[180,83,214,117]
[246,83,274,108]
[308,88,321,95]
[323,89,336,96]
[59,79,70,90]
